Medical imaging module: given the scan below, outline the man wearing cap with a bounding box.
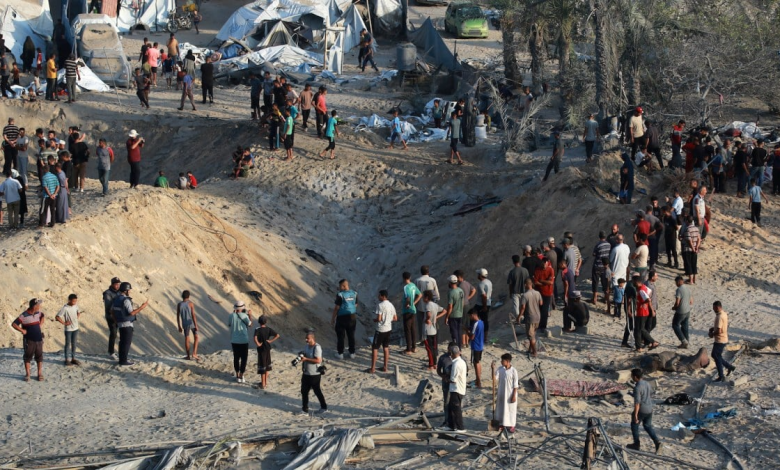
[126,131,145,189]
[508,255,530,322]
[112,282,149,366]
[563,291,589,332]
[629,107,646,160]
[447,345,467,432]
[56,294,83,366]
[543,131,564,182]
[583,113,599,162]
[11,299,46,381]
[103,277,122,357]
[474,269,492,343]
[592,231,612,306]
[443,275,465,347]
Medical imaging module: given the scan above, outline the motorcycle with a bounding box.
[166,9,193,33]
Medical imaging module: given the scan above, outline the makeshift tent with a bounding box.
[0,1,53,60]
[371,0,402,35]
[216,1,265,42]
[219,44,322,73]
[336,4,370,54]
[257,20,295,47]
[408,17,459,70]
[115,0,174,33]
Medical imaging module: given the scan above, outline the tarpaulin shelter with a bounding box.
[0,0,53,60]
[371,0,402,35]
[115,0,174,33]
[257,20,295,47]
[216,1,266,42]
[407,17,459,70]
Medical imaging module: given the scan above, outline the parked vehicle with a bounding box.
[444,3,488,39]
[166,9,194,33]
[72,14,131,87]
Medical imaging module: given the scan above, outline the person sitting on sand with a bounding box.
[176,290,199,360]
[153,170,169,189]
[187,171,197,189]
[177,172,187,189]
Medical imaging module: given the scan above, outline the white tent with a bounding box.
[115,0,174,33]
[215,1,265,42]
[0,0,53,59]
[219,44,322,71]
[372,0,402,34]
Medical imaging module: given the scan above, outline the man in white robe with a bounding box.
[494,353,519,432]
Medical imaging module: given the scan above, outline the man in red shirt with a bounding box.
[670,120,685,168]
[126,130,144,188]
[634,276,658,351]
[533,257,555,333]
[633,211,651,247]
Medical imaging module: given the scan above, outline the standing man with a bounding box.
[3,118,19,176]
[64,54,80,103]
[475,269,492,343]
[178,71,197,111]
[443,275,465,347]
[518,278,542,357]
[262,71,275,111]
[0,172,23,228]
[710,301,736,382]
[591,231,611,306]
[103,277,121,358]
[610,234,631,289]
[633,276,658,351]
[112,282,149,366]
[45,53,58,101]
[15,127,29,187]
[146,43,160,86]
[559,259,575,308]
[415,265,440,343]
[447,346,467,432]
[628,107,645,160]
[750,139,768,188]
[249,72,261,119]
[55,294,82,366]
[627,368,663,454]
[282,108,295,161]
[331,279,357,360]
[446,111,464,165]
[126,130,144,189]
[670,120,685,169]
[299,83,313,130]
[662,205,679,268]
[300,332,328,414]
[401,272,422,355]
[680,215,700,284]
[645,120,663,169]
[96,138,113,196]
[201,58,214,104]
[71,132,89,192]
[39,163,59,227]
[176,290,199,361]
[508,255,530,323]
[436,343,456,428]
[467,310,484,388]
[314,86,328,138]
[368,289,396,374]
[166,33,179,62]
[582,113,599,163]
[133,68,150,109]
[533,257,554,333]
[672,275,693,349]
[494,354,519,433]
[543,130,564,181]
[11,299,46,381]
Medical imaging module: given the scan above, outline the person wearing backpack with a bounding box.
[254,316,279,389]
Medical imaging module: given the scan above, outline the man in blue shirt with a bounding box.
[178,73,197,111]
[331,279,357,359]
[39,166,59,227]
[467,310,484,388]
[402,271,422,354]
[319,110,340,160]
[388,110,407,150]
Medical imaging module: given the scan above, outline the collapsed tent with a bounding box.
[283,428,366,470]
[218,44,323,75]
[216,1,265,42]
[257,20,295,48]
[0,1,53,60]
[115,0,174,33]
[408,17,459,70]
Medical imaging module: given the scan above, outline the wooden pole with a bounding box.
[366,0,374,38]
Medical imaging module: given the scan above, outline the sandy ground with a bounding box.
[1,1,779,469]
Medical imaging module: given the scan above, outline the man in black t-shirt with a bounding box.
[70,132,90,192]
[751,139,768,187]
[733,143,750,196]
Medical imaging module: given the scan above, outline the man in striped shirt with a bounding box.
[64,54,80,103]
[680,215,700,284]
[591,231,612,306]
[11,299,46,381]
[3,118,19,175]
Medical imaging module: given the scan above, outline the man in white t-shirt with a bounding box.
[447,346,467,432]
[583,113,599,162]
[415,265,440,344]
[56,294,83,366]
[610,234,631,287]
[629,107,646,160]
[368,290,397,374]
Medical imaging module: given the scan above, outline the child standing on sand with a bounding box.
[254,316,279,390]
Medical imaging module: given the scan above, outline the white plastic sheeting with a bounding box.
[219,44,322,72]
[283,428,366,470]
[719,121,763,140]
[216,1,265,41]
[115,0,175,33]
[372,0,402,34]
[72,13,120,35]
[0,4,51,60]
[38,64,111,93]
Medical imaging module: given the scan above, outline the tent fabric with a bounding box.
[0,0,52,36]
[408,17,459,70]
[258,20,294,47]
[0,5,52,61]
[283,428,366,470]
[336,4,370,54]
[37,64,111,93]
[115,0,175,33]
[531,378,628,397]
[216,1,265,41]
[372,0,402,34]
[219,44,322,72]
